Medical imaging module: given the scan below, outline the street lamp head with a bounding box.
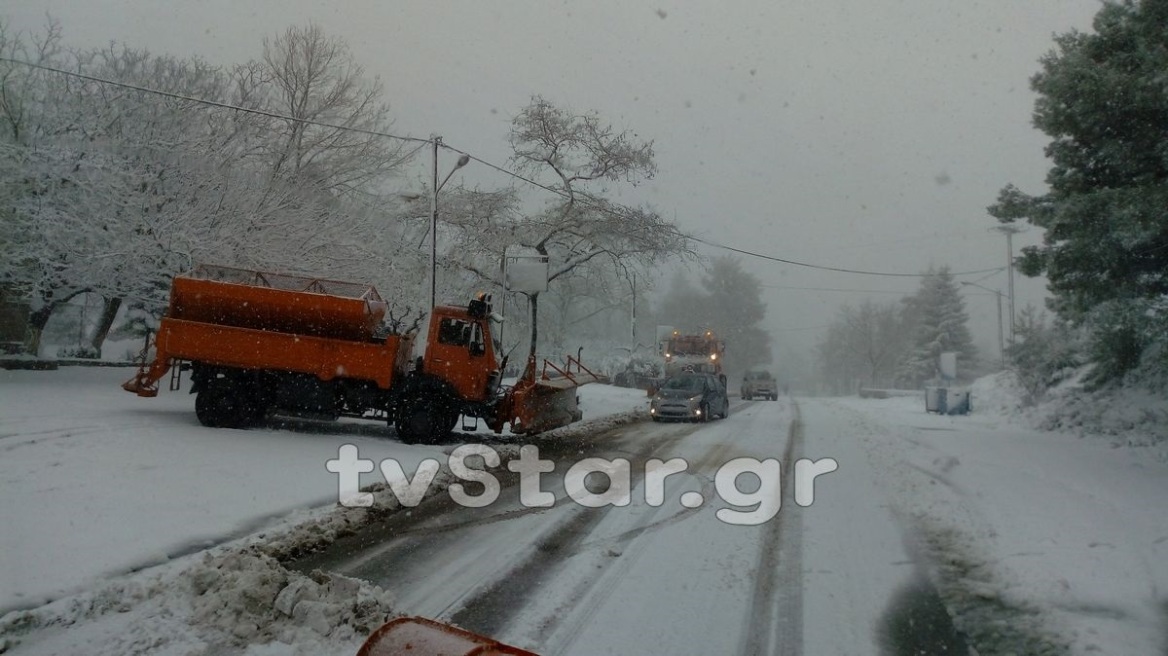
[455,154,471,169]
[989,224,1027,236]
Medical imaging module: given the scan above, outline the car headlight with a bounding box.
[688,395,702,403]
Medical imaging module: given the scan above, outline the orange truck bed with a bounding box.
[124,266,409,396]
[169,266,387,341]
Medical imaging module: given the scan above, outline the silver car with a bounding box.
[741,370,778,401]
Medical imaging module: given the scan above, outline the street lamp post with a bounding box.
[960,281,1005,365]
[429,136,470,310]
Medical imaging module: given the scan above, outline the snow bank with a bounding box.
[0,548,397,655]
[968,370,1027,418]
[969,368,1168,459]
[1037,372,1168,453]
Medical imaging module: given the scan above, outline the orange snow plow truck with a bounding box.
[123,264,599,444]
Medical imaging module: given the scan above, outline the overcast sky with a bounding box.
[7,0,1105,364]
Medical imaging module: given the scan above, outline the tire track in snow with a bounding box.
[741,399,803,656]
[532,419,751,652]
[444,427,695,638]
[447,402,761,644]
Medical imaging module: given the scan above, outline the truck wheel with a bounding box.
[397,399,451,445]
[196,382,250,428]
[245,398,269,424]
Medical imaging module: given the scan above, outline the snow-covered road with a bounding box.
[295,397,968,655]
[4,368,1167,655]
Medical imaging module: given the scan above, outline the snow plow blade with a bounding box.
[506,355,601,435]
[358,616,538,655]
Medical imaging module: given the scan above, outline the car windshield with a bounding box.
[661,376,705,392]
[3,3,1159,655]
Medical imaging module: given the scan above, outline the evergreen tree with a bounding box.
[989,0,1168,384]
[656,257,772,376]
[896,267,977,386]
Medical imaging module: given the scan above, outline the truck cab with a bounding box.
[420,296,501,404]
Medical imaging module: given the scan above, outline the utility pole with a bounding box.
[430,136,439,311]
[499,250,507,359]
[428,136,470,311]
[992,224,1025,344]
[631,271,637,354]
[960,281,1006,366]
[993,289,1004,364]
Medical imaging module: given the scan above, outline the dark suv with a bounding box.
[741,370,778,401]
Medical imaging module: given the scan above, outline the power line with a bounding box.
[442,141,1009,279]
[0,57,432,145]
[5,56,1009,280]
[689,234,1006,278]
[759,284,914,294]
[774,323,833,332]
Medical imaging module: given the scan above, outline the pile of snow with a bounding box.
[1037,373,1168,451]
[968,368,1168,458]
[187,550,395,646]
[968,370,1028,419]
[256,467,457,563]
[0,548,397,655]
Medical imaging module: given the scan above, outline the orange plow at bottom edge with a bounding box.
[358,616,539,656]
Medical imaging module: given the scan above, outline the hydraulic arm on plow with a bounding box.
[122,264,599,443]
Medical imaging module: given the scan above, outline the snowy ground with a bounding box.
[826,391,1168,654]
[3,368,1167,655]
[0,368,645,611]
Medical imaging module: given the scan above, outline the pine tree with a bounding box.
[989,0,1168,384]
[657,258,772,376]
[897,267,977,386]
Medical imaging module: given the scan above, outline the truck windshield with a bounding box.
[437,318,472,346]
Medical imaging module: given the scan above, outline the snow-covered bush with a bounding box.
[56,345,100,359]
[1006,306,1086,404]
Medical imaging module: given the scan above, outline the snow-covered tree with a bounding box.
[896,267,977,386]
[989,0,1168,385]
[1006,305,1086,403]
[656,258,772,377]
[258,24,404,196]
[697,257,771,375]
[503,96,690,361]
[816,300,906,392]
[656,272,705,331]
[2,20,419,354]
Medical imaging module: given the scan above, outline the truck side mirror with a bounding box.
[469,323,486,356]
